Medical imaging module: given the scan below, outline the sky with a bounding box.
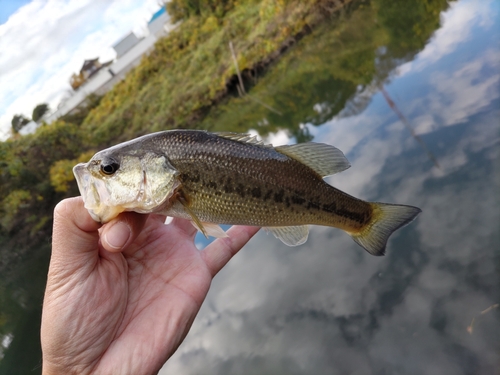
[0,0,164,140]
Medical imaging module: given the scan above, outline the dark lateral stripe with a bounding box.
[335,207,370,224]
[251,187,262,198]
[274,190,284,203]
[291,196,306,205]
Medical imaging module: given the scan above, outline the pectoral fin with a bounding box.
[177,194,216,238]
[180,202,228,239]
[191,221,229,238]
[267,225,309,246]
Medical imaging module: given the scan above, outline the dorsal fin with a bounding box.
[275,143,350,177]
[215,132,269,147]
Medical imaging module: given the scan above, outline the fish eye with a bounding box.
[100,161,120,175]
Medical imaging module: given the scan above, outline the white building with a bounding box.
[46,7,175,124]
[113,32,141,59]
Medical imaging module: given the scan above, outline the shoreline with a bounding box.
[79,0,355,145]
[0,0,355,274]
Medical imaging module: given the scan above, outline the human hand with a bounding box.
[41,197,259,375]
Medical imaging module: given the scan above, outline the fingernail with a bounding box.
[104,222,131,250]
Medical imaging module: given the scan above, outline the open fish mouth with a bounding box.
[73,163,123,222]
[73,163,95,207]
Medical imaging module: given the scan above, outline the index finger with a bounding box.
[201,225,260,277]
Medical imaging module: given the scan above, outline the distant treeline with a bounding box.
[0,0,450,279]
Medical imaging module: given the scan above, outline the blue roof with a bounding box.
[149,7,166,23]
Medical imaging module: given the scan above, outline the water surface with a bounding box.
[161,1,500,374]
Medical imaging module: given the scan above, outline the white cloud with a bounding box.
[398,46,500,145]
[0,0,162,139]
[265,129,291,146]
[397,0,494,77]
[428,49,500,128]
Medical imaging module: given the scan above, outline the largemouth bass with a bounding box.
[73,130,421,255]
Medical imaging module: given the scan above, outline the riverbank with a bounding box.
[0,0,456,371]
[80,0,354,146]
[0,0,354,275]
[0,2,356,367]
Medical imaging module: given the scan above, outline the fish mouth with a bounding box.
[73,163,122,223]
[73,162,177,223]
[73,163,94,207]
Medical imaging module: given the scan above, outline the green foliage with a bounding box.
[31,103,49,122]
[50,151,95,193]
[1,190,31,231]
[0,0,451,282]
[0,120,86,244]
[82,0,330,146]
[11,121,83,183]
[375,0,450,58]
[197,1,382,135]
[166,0,237,22]
[0,4,455,369]
[10,115,30,133]
[49,159,79,193]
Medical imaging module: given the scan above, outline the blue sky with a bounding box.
[0,0,163,139]
[0,0,31,24]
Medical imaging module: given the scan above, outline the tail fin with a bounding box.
[349,203,421,256]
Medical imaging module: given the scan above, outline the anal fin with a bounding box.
[267,225,309,246]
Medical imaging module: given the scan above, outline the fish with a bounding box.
[73,130,421,255]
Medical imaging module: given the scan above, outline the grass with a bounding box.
[0,0,354,275]
[81,0,352,147]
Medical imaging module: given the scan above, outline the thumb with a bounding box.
[99,211,149,253]
[50,197,101,276]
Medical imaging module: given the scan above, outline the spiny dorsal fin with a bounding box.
[215,132,269,147]
[267,225,309,246]
[275,143,350,177]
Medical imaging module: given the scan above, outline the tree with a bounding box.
[32,103,49,122]
[11,114,30,133]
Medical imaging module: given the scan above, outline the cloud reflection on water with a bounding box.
[160,1,499,373]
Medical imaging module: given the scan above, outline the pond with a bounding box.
[161,1,500,374]
[1,0,499,374]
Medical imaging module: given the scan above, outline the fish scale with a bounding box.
[73,129,421,255]
[156,131,369,229]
